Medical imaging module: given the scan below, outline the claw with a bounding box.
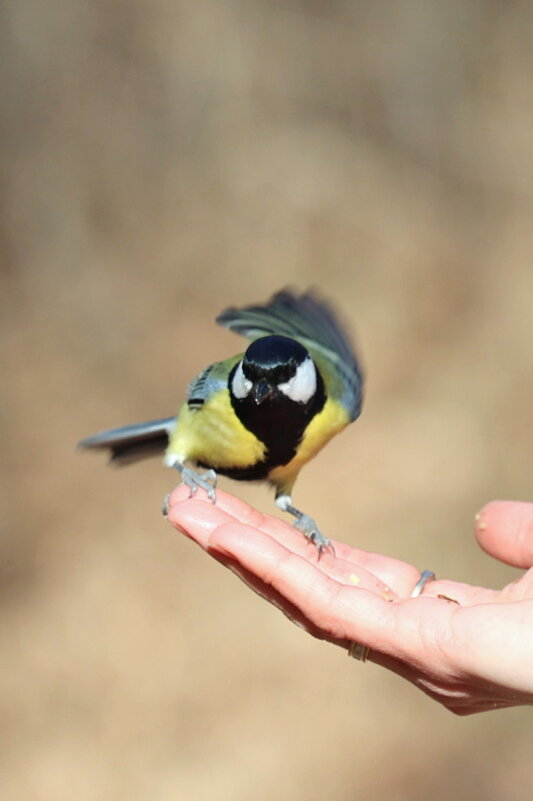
[275,495,335,557]
[294,514,335,557]
[161,492,171,516]
[180,467,217,503]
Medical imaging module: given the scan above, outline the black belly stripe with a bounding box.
[200,365,326,482]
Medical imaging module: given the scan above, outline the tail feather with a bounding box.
[78,417,175,466]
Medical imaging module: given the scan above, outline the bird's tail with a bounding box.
[78,417,175,466]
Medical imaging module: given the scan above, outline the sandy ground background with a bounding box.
[1,2,532,799]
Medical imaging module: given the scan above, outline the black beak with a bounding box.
[253,378,273,405]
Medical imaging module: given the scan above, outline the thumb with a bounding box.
[475,501,533,569]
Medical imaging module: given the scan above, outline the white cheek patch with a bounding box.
[231,361,253,399]
[278,357,317,403]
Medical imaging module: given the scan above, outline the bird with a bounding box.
[78,289,364,552]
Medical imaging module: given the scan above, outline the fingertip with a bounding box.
[475,500,517,541]
[166,494,230,548]
[474,500,501,540]
[475,500,533,568]
[166,484,193,510]
[165,484,265,525]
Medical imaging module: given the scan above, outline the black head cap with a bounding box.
[242,335,309,382]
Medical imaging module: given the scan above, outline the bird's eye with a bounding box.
[231,361,253,399]
[278,357,317,403]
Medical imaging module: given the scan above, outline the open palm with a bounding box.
[167,488,533,715]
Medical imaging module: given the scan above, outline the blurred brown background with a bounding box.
[1,1,532,799]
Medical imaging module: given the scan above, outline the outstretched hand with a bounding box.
[166,489,533,715]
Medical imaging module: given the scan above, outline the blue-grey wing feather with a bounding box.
[187,366,227,407]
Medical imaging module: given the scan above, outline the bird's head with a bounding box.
[230,335,317,406]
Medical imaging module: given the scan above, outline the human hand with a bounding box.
[166,489,533,715]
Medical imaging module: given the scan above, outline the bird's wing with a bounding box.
[186,364,230,408]
[216,289,363,420]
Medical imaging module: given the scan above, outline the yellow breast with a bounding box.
[166,389,266,469]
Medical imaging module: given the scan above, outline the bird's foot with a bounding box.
[179,467,217,502]
[294,514,335,556]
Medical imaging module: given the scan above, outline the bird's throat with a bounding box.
[221,366,326,480]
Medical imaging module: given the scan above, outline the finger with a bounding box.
[170,496,470,671]
[336,548,421,598]
[206,522,399,650]
[168,490,500,613]
[168,493,398,598]
[199,543,386,643]
[166,488,304,551]
[167,485,419,595]
[166,491,256,549]
[476,501,533,569]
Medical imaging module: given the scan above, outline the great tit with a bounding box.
[78,289,363,551]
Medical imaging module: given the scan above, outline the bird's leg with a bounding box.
[163,455,218,503]
[275,494,335,556]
